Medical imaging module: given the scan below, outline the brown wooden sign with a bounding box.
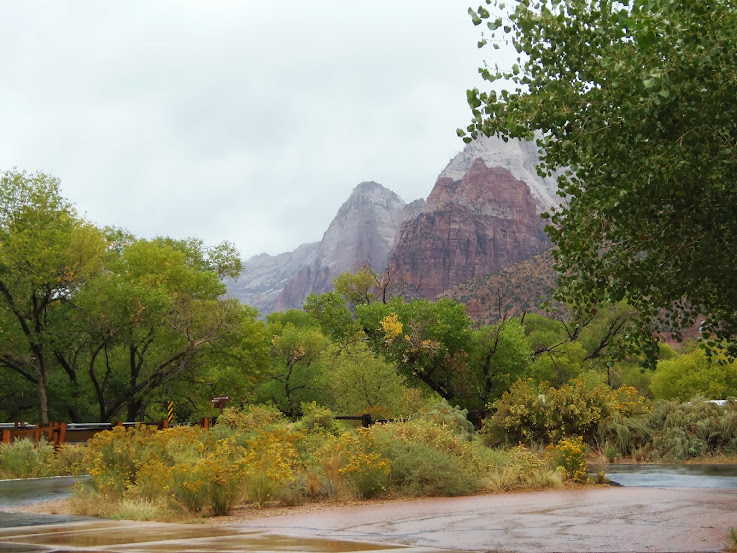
[210,396,230,412]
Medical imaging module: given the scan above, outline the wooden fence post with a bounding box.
[54,422,67,448]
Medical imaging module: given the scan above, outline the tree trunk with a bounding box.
[38,366,49,426]
[126,399,143,423]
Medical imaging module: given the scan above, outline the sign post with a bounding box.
[210,395,230,414]
[167,401,174,424]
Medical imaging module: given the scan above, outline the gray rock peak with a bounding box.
[224,241,320,315]
[273,180,410,311]
[438,134,562,213]
[319,181,406,268]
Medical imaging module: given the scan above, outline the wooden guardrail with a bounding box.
[334,414,399,427]
[0,421,67,447]
[1,413,408,447]
[0,418,212,447]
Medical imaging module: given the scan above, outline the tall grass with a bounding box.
[0,438,55,478]
[598,398,737,461]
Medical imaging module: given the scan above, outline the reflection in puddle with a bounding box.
[0,519,402,552]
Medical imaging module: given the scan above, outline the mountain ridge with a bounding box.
[225,136,561,315]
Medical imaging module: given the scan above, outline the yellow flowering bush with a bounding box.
[81,425,249,516]
[131,455,171,502]
[216,404,287,433]
[309,435,348,497]
[74,398,604,520]
[243,428,300,507]
[547,436,589,483]
[83,426,144,497]
[613,386,652,418]
[337,429,390,498]
[175,437,249,515]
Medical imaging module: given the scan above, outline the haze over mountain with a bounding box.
[225,136,561,315]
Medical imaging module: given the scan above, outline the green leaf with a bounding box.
[469,7,482,25]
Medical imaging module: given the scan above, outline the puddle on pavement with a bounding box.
[0,477,84,510]
[0,519,403,552]
[596,463,737,488]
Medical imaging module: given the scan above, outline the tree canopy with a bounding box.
[462,0,737,363]
[0,170,261,424]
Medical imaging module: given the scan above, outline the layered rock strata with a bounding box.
[387,158,551,299]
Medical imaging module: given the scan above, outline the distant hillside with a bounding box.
[439,249,558,325]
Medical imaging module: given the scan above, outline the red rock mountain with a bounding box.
[387,158,551,299]
[225,136,560,315]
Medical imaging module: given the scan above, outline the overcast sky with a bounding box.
[0,1,514,260]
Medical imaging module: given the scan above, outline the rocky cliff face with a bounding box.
[226,136,560,315]
[273,181,407,312]
[387,158,551,299]
[224,241,320,315]
[438,134,562,213]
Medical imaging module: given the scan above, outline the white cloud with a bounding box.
[0,0,516,259]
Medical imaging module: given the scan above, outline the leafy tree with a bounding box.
[524,304,640,387]
[71,236,246,421]
[323,341,419,418]
[303,291,359,344]
[0,170,106,424]
[465,320,531,408]
[650,349,737,401]
[333,267,381,306]
[0,170,256,423]
[262,322,328,417]
[266,308,318,330]
[358,298,473,404]
[463,0,737,363]
[189,308,270,415]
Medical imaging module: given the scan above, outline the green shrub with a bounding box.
[727,527,737,552]
[410,401,474,440]
[604,443,621,463]
[295,402,341,435]
[485,445,563,492]
[51,444,86,476]
[481,378,650,446]
[111,498,168,521]
[385,441,477,496]
[0,438,55,479]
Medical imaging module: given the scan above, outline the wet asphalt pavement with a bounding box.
[1,466,737,552]
[237,486,737,552]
